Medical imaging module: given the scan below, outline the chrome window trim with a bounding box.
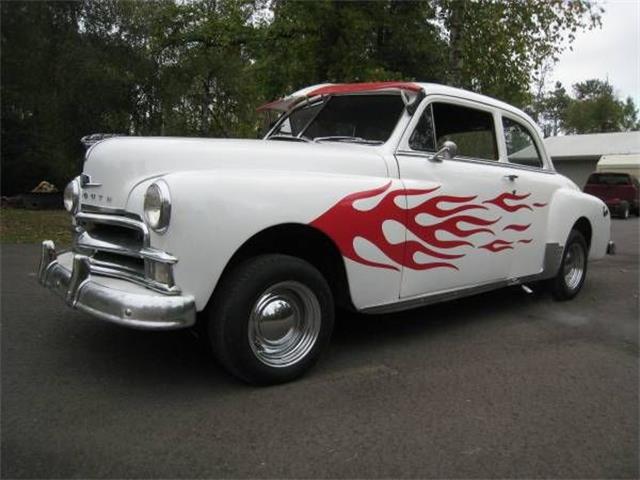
[499,112,550,171]
[396,149,508,169]
[397,149,556,175]
[498,161,558,175]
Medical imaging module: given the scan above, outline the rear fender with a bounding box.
[546,187,610,260]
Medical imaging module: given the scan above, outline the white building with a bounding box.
[545,131,640,187]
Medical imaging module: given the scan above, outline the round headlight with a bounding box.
[63,178,80,214]
[144,181,171,233]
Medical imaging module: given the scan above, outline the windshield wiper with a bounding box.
[313,136,383,145]
[268,134,312,143]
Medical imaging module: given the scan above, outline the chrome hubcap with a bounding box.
[248,281,321,368]
[563,243,585,291]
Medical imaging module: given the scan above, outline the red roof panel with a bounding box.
[257,81,422,112]
[307,81,422,96]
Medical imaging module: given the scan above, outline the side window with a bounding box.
[432,102,498,160]
[409,104,436,152]
[502,117,544,168]
[408,102,498,159]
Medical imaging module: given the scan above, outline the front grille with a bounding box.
[72,210,179,294]
[83,222,145,250]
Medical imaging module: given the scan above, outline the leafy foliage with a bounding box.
[0,0,605,195]
[440,0,602,105]
[532,79,639,136]
[563,79,639,133]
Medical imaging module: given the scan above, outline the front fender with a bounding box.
[127,170,401,311]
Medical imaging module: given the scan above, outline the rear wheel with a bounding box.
[207,254,334,385]
[549,230,588,301]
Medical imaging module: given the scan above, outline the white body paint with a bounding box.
[79,84,611,314]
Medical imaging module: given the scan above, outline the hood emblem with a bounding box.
[80,173,102,188]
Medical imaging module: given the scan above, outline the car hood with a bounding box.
[81,137,388,210]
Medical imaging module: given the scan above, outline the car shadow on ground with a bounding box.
[52,283,540,390]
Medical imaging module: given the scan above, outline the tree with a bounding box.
[530,81,571,137]
[254,1,446,100]
[439,0,602,106]
[562,79,639,133]
[0,0,610,195]
[1,1,88,195]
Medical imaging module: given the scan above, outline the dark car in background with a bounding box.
[584,172,640,219]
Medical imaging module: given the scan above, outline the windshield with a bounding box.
[268,94,405,144]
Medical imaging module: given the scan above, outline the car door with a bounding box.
[498,113,567,279]
[395,96,519,298]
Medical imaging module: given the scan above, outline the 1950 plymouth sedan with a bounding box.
[39,82,614,384]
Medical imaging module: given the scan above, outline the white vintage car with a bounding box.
[39,82,615,384]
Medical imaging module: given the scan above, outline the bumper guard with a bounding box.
[38,240,196,330]
[607,240,616,255]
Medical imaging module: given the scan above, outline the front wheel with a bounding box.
[207,254,334,385]
[549,230,588,301]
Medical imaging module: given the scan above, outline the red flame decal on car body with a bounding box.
[517,239,533,244]
[483,192,533,212]
[311,182,545,271]
[503,223,531,232]
[533,202,547,208]
[479,239,514,252]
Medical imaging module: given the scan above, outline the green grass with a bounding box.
[0,208,72,245]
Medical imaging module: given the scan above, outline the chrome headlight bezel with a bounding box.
[63,177,80,214]
[143,180,171,234]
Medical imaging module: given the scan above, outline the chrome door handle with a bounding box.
[504,174,519,181]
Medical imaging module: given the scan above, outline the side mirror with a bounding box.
[430,140,457,162]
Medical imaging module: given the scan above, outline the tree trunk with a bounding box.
[448,0,465,87]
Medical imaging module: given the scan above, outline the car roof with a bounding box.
[257,81,536,130]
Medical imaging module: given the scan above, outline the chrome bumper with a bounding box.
[38,240,196,330]
[607,241,616,255]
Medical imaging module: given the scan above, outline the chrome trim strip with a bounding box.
[362,280,512,314]
[75,231,142,258]
[75,212,149,246]
[396,150,557,175]
[38,241,195,330]
[80,204,141,218]
[75,231,177,264]
[139,248,178,264]
[88,262,180,295]
[89,257,143,277]
[361,243,563,315]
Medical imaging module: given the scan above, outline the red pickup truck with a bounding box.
[584,172,640,219]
